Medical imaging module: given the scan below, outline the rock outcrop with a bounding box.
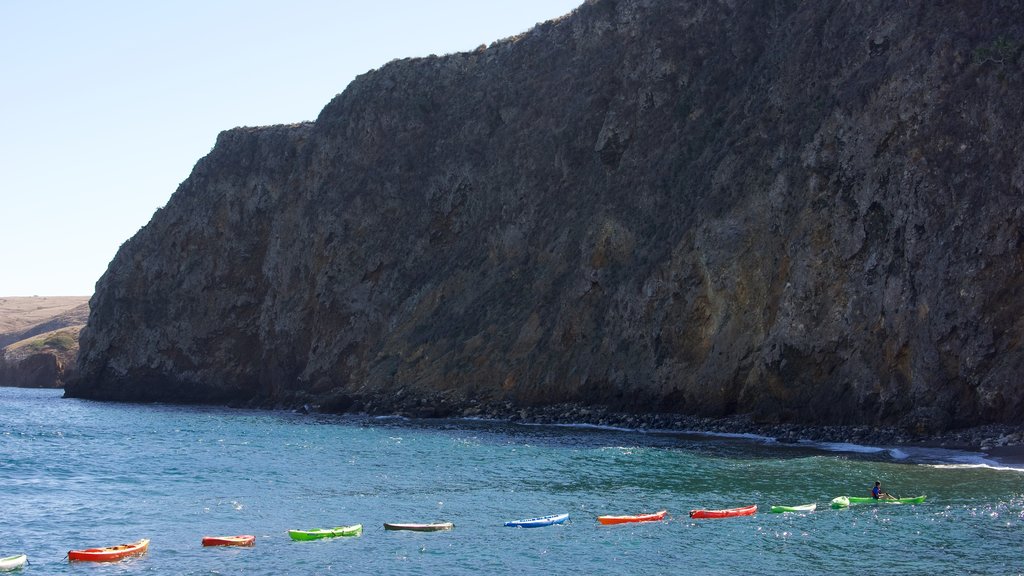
[68,0,1024,433]
[0,327,82,388]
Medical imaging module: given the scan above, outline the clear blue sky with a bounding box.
[0,0,582,297]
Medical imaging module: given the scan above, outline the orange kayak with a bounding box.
[202,535,255,547]
[68,538,149,562]
[689,505,757,519]
[597,510,667,525]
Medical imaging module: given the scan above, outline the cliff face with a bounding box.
[68,0,1024,432]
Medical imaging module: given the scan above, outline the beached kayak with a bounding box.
[0,554,27,571]
[770,503,817,513]
[384,522,454,532]
[597,510,668,525]
[288,525,362,540]
[690,505,757,519]
[504,513,570,528]
[68,539,149,562]
[201,535,255,547]
[831,495,926,508]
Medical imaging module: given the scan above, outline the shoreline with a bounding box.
[979,445,1024,467]
[48,385,1024,467]
[319,396,1024,468]
[475,409,1024,469]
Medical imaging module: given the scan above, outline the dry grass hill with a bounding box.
[0,296,90,387]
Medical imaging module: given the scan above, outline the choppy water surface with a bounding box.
[2,388,1022,574]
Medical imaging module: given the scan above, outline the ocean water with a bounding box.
[2,387,1022,575]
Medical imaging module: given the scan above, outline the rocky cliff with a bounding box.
[68,0,1024,433]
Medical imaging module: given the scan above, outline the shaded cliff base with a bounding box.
[983,445,1024,466]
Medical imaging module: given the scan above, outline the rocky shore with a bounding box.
[247,387,1024,455]
[471,403,1024,453]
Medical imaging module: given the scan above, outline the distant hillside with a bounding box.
[0,297,89,346]
[0,296,90,387]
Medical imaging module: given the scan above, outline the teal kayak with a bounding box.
[770,503,816,513]
[831,495,926,508]
[288,525,362,540]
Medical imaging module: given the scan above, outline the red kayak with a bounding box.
[202,535,256,547]
[597,510,667,525]
[68,538,149,562]
[689,505,757,519]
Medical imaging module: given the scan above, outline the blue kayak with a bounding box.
[504,513,570,528]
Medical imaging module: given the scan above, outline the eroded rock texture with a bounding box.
[68,0,1024,432]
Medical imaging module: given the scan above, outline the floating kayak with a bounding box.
[202,535,255,547]
[770,503,817,513]
[597,510,667,525]
[504,513,570,528]
[831,495,926,508]
[68,539,149,562]
[690,505,757,519]
[0,554,27,571]
[288,525,362,540]
[384,522,454,532]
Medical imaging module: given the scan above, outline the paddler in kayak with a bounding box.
[871,481,893,500]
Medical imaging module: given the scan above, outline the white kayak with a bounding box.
[0,554,27,572]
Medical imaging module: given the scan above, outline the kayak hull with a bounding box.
[68,539,149,562]
[597,510,668,525]
[690,505,757,519]
[384,522,454,532]
[832,495,926,508]
[504,513,570,528]
[770,503,816,513]
[0,554,27,571]
[202,535,255,547]
[288,525,362,540]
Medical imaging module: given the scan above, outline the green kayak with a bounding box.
[770,503,816,513]
[288,524,362,541]
[831,495,926,508]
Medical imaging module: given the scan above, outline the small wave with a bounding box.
[692,430,778,444]
[799,440,887,455]
[926,460,1024,473]
[546,422,646,434]
[888,448,910,460]
[797,441,1016,468]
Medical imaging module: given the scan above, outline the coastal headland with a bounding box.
[67,0,1024,448]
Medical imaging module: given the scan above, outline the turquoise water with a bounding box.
[2,387,1022,575]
